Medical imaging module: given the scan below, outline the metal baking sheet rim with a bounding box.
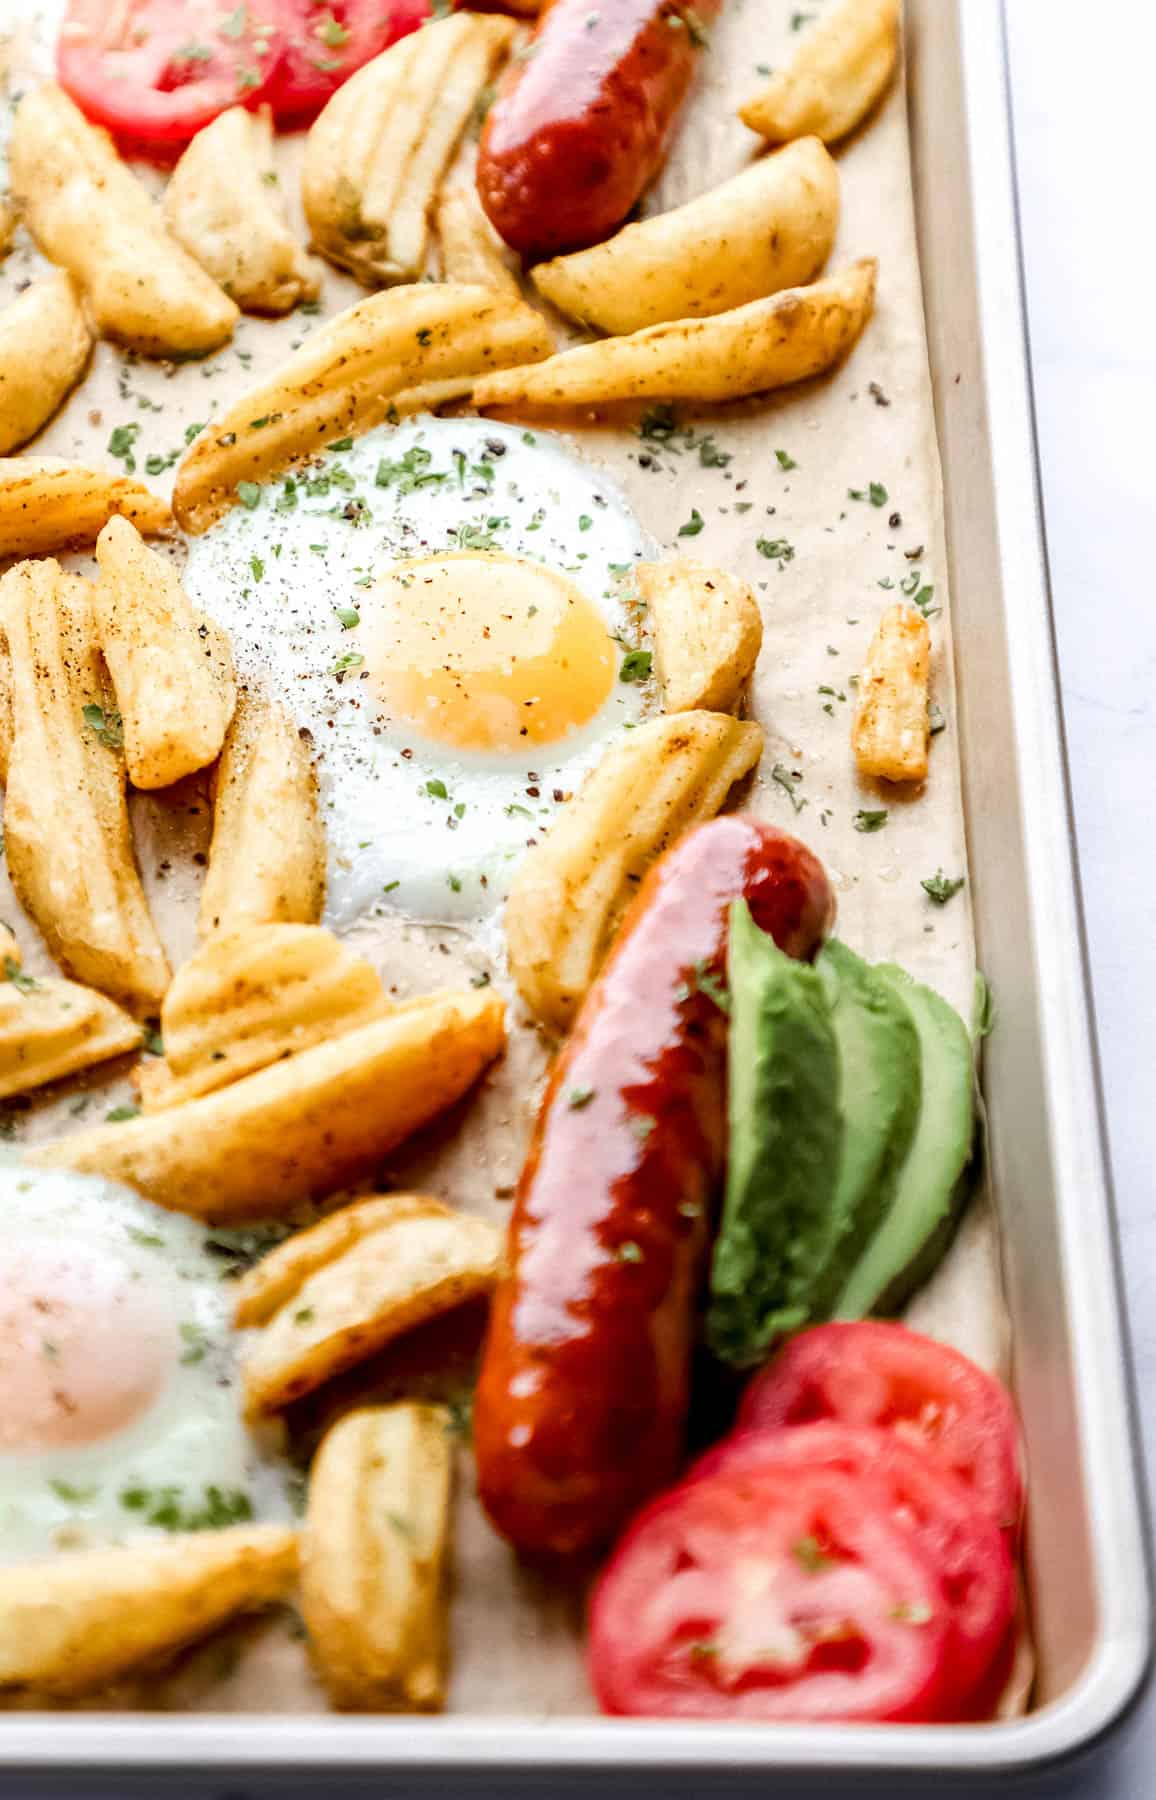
[0,0,1150,1777]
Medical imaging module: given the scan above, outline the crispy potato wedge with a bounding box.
[301,1404,451,1711]
[475,259,876,412]
[31,988,507,1221]
[532,139,839,334]
[0,458,171,559]
[233,1192,433,1327]
[93,516,237,790]
[304,15,517,287]
[0,948,143,1101]
[0,271,93,456]
[506,711,763,1032]
[139,924,392,1112]
[164,106,320,316]
[0,560,170,1011]
[199,691,326,937]
[238,1195,502,1411]
[0,1525,297,1697]
[436,184,521,300]
[172,284,553,533]
[8,83,238,355]
[852,601,930,783]
[637,559,763,714]
[740,0,901,145]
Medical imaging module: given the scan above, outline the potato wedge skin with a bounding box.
[637,559,763,714]
[9,84,238,356]
[0,271,92,455]
[532,139,839,334]
[0,459,171,559]
[30,989,507,1221]
[852,601,931,783]
[475,260,876,411]
[301,1405,451,1711]
[740,0,900,145]
[0,968,142,1100]
[436,185,522,300]
[172,283,553,533]
[0,1525,297,1697]
[506,711,763,1032]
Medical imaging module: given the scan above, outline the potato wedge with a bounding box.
[8,83,238,356]
[474,260,876,412]
[0,1525,297,1697]
[301,1405,451,1711]
[233,1192,434,1327]
[0,561,170,1011]
[0,950,143,1101]
[740,0,901,145]
[30,988,507,1221]
[164,106,320,316]
[199,691,326,937]
[852,601,930,783]
[0,198,14,257]
[240,1194,502,1412]
[304,15,517,288]
[637,559,763,714]
[0,271,93,455]
[139,924,392,1112]
[0,458,171,559]
[532,139,839,334]
[93,516,237,790]
[172,284,553,533]
[506,711,763,1032]
[435,184,521,300]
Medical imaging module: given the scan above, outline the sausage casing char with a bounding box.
[476,0,722,259]
[474,816,833,1557]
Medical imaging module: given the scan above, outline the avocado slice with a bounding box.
[807,940,923,1316]
[831,963,975,1321]
[706,899,843,1367]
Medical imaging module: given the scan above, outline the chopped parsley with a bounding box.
[3,956,37,993]
[853,809,889,833]
[616,1240,644,1263]
[179,1321,209,1366]
[756,536,795,564]
[771,763,807,813]
[330,650,365,677]
[678,508,705,537]
[425,778,449,800]
[793,1535,833,1572]
[567,1086,596,1109]
[775,448,798,471]
[618,649,652,683]
[51,1478,97,1504]
[82,702,124,750]
[236,480,262,509]
[848,480,889,507]
[105,1104,139,1123]
[921,870,965,905]
[107,422,140,469]
[119,1484,253,1532]
[333,603,361,629]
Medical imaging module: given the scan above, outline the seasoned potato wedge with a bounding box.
[740,0,901,145]
[852,601,931,783]
[0,459,171,559]
[532,139,839,334]
[31,989,507,1221]
[240,1194,502,1412]
[0,950,142,1100]
[0,1525,297,1697]
[172,284,553,533]
[139,924,392,1112]
[436,184,521,299]
[93,516,237,790]
[304,15,517,288]
[475,260,876,412]
[301,1405,452,1711]
[199,692,326,937]
[506,711,763,1031]
[0,271,92,455]
[233,1193,431,1327]
[164,106,319,316]
[8,84,238,355]
[637,559,763,714]
[0,560,170,1011]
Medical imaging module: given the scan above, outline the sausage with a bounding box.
[474,816,833,1557]
[476,0,721,260]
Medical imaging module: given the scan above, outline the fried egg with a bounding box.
[182,417,656,928]
[0,1162,294,1562]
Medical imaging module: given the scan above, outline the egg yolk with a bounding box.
[0,1241,176,1451]
[361,552,617,752]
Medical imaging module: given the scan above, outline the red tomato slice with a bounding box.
[689,1423,1016,1715]
[589,1466,955,1722]
[56,0,287,159]
[265,0,434,126]
[739,1323,1023,1536]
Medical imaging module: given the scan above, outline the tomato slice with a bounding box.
[739,1323,1023,1536]
[265,0,434,126]
[589,1466,955,1722]
[689,1423,1016,1715]
[56,0,287,159]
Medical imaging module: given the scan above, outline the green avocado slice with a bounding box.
[807,940,923,1316]
[832,963,976,1321]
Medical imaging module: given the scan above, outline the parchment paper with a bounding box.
[0,0,1022,1717]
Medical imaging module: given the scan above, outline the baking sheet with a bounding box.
[0,0,1016,1717]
